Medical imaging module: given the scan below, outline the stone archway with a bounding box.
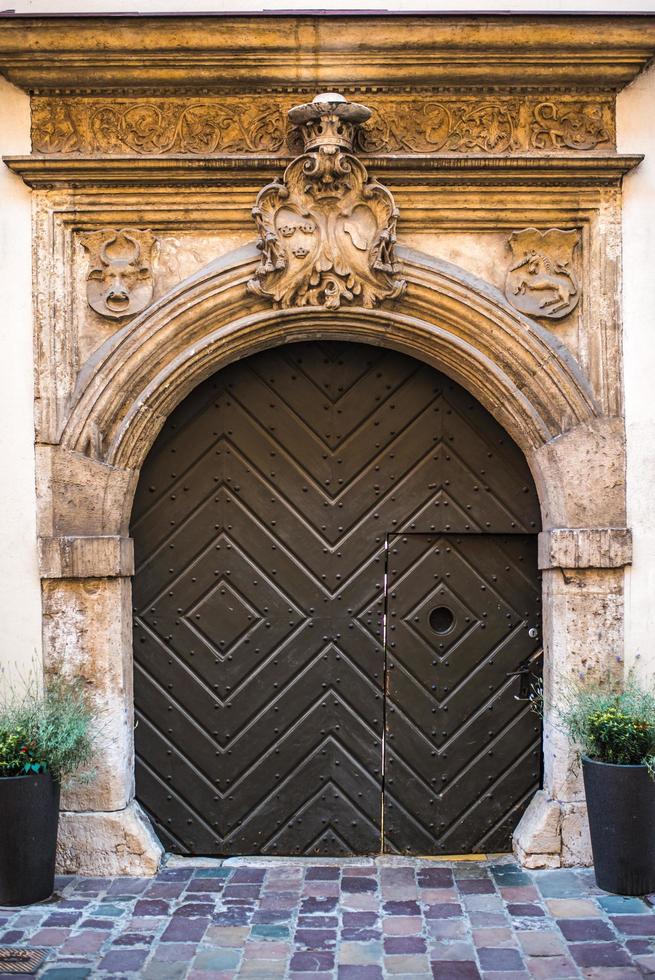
[63,244,597,475]
[130,339,544,858]
[42,243,631,875]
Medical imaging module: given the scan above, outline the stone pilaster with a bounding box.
[514,533,630,868]
[41,571,163,875]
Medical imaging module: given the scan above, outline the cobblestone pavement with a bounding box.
[1,857,655,978]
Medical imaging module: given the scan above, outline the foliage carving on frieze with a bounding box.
[88,101,289,155]
[32,98,290,155]
[530,101,610,151]
[247,94,406,310]
[31,99,80,153]
[31,95,615,157]
[357,100,519,154]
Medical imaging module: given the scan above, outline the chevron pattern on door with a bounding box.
[384,534,542,855]
[131,341,541,856]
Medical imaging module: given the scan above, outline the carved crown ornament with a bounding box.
[247,93,406,310]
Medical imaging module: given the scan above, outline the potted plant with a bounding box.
[0,677,94,906]
[558,676,655,896]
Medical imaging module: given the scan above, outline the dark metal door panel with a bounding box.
[131,341,542,856]
[384,534,542,855]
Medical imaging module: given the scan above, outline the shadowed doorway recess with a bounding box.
[131,341,542,856]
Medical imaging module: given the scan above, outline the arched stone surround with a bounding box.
[38,243,631,874]
[64,244,596,473]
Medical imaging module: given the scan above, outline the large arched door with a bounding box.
[131,341,542,856]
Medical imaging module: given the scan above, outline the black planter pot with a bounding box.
[0,772,60,906]
[582,755,655,895]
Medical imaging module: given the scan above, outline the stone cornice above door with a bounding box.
[0,15,654,92]
[4,154,643,189]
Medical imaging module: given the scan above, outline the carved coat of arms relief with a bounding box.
[247,93,406,310]
[505,227,581,320]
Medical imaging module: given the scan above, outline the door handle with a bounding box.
[506,664,534,701]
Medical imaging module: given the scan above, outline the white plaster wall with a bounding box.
[0,77,42,690]
[619,61,655,684]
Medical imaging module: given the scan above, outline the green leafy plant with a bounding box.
[0,677,95,782]
[558,676,655,775]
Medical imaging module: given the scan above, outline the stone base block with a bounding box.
[514,845,562,870]
[513,790,593,869]
[561,801,593,867]
[513,789,563,869]
[57,801,163,876]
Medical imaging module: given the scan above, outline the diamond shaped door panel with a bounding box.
[384,533,542,855]
[131,341,541,855]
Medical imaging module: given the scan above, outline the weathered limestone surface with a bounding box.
[529,418,627,530]
[1,16,653,91]
[37,445,138,538]
[42,577,134,813]
[561,803,594,867]
[39,535,134,579]
[515,795,594,869]
[543,567,624,797]
[538,527,632,569]
[57,802,163,876]
[21,160,631,449]
[513,791,562,869]
[514,567,626,867]
[56,246,599,476]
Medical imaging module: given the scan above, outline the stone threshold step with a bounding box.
[164,851,513,869]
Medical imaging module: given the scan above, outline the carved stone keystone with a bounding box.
[248,92,406,309]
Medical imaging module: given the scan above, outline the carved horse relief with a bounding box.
[248,93,405,309]
[505,227,581,320]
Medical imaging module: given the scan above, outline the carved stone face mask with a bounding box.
[82,229,154,320]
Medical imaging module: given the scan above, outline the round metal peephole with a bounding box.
[429,605,455,635]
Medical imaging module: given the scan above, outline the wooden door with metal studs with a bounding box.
[131,341,542,856]
[384,533,542,855]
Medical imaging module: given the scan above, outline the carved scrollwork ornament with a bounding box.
[530,101,609,151]
[80,228,157,320]
[247,93,406,310]
[505,228,581,320]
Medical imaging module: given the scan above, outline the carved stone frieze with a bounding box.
[31,94,615,157]
[247,94,405,310]
[530,101,610,151]
[505,228,581,320]
[357,99,521,154]
[79,228,156,320]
